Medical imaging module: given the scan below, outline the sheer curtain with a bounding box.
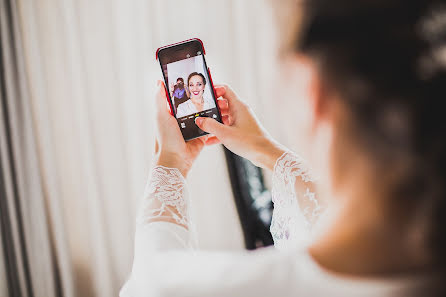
[16,0,284,296]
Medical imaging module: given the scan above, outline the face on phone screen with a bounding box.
[157,40,221,141]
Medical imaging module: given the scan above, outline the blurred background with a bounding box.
[0,0,298,296]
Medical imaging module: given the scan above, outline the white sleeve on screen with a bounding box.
[176,102,187,118]
[176,100,196,118]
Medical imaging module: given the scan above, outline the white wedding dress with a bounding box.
[120,151,430,297]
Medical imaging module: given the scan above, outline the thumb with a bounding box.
[195,117,228,138]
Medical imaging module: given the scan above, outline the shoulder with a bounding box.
[204,94,216,108]
[178,99,191,108]
[177,100,191,114]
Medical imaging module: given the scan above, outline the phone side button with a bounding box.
[208,67,217,98]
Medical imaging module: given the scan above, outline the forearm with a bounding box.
[155,152,191,178]
[252,137,287,171]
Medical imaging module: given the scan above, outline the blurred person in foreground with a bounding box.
[121,0,446,296]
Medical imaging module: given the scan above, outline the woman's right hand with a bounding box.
[195,84,285,170]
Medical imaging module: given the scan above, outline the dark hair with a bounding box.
[187,72,206,86]
[176,77,184,83]
[291,0,446,266]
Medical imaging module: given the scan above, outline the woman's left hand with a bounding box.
[153,80,208,177]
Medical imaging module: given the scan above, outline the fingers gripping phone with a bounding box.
[156,38,222,141]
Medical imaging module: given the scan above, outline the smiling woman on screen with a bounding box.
[175,72,214,118]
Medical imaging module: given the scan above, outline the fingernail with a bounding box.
[195,117,203,125]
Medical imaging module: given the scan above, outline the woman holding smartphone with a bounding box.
[121,0,445,296]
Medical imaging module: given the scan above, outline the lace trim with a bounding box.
[270,151,320,250]
[137,166,189,229]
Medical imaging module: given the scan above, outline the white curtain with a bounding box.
[16,0,288,296]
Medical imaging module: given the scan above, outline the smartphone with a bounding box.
[156,38,222,141]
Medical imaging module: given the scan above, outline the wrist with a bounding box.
[252,137,286,171]
[155,152,191,177]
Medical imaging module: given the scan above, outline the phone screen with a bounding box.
[157,39,222,141]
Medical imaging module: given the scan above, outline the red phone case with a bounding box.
[156,38,206,60]
[155,38,221,120]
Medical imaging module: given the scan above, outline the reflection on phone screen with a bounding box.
[159,42,220,140]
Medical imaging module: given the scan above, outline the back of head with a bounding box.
[279,0,446,269]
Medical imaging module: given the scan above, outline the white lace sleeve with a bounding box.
[269,151,323,250]
[120,165,196,297]
[137,165,190,229]
[121,165,299,297]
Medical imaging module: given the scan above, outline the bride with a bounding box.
[121,0,445,296]
[175,72,215,118]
